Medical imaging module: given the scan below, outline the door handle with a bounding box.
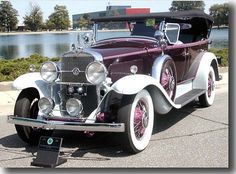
[182,52,190,56]
[185,52,190,56]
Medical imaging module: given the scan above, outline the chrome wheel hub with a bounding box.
[169,76,175,91]
[161,67,175,98]
[208,73,214,97]
[142,113,149,128]
[134,100,148,139]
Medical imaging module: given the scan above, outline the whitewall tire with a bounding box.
[199,66,216,107]
[117,89,154,153]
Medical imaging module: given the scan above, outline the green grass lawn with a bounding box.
[0,54,59,81]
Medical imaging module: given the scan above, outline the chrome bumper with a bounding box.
[7,115,125,133]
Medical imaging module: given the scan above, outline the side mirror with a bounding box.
[77,32,94,48]
[154,30,164,41]
[154,30,167,54]
[83,33,90,43]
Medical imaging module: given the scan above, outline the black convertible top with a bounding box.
[92,10,213,39]
[91,10,213,24]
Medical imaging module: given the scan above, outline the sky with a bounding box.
[7,0,231,25]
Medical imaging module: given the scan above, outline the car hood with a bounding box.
[89,37,158,60]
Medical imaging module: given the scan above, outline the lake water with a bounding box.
[0,28,228,59]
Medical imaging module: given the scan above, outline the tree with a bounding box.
[78,16,89,29]
[83,14,93,28]
[77,14,93,29]
[0,1,18,32]
[169,1,205,12]
[209,3,229,28]
[100,9,124,29]
[23,3,43,31]
[46,5,70,30]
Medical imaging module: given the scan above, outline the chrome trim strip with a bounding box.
[56,82,92,85]
[59,70,85,73]
[8,115,125,133]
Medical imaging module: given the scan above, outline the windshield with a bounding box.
[96,21,130,40]
[95,20,158,41]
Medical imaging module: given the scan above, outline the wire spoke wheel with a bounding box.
[134,100,148,139]
[207,73,214,97]
[199,66,216,107]
[160,59,177,100]
[117,89,154,153]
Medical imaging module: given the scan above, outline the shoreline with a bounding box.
[0,30,88,36]
[0,29,130,36]
[0,26,227,36]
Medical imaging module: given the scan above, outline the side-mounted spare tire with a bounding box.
[160,59,177,100]
[14,91,53,145]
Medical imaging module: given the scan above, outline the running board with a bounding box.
[175,89,206,107]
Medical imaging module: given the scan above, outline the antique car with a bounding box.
[8,10,221,153]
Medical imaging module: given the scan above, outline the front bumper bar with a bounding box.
[7,115,125,133]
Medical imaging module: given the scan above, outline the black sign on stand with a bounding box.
[31,136,67,168]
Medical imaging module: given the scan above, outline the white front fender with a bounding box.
[111,74,181,114]
[12,72,51,97]
[111,74,161,95]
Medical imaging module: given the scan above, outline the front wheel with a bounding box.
[199,66,216,107]
[14,93,53,145]
[117,89,154,153]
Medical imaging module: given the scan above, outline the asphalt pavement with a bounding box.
[0,70,229,168]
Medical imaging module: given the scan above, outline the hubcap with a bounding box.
[169,76,175,91]
[134,100,148,139]
[161,67,175,98]
[208,73,214,97]
[142,114,149,128]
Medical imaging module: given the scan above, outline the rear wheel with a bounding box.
[117,89,154,153]
[160,59,177,100]
[199,66,216,107]
[14,93,53,145]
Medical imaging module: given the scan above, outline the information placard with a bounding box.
[31,136,67,168]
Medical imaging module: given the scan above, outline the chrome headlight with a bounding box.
[66,98,83,117]
[86,61,107,85]
[38,97,54,114]
[40,61,58,83]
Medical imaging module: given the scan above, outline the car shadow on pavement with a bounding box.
[153,100,199,134]
[0,133,38,156]
[54,130,130,159]
[0,100,202,161]
[57,100,201,159]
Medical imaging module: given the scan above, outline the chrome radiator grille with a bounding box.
[61,51,94,83]
[59,51,98,117]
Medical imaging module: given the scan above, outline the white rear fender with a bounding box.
[193,52,218,89]
[13,72,51,97]
[110,74,181,114]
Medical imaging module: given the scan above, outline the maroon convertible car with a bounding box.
[8,10,220,153]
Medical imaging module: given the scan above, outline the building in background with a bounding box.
[72,5,150,29]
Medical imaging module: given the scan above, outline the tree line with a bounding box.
[0,1,229,32]
[0,1,70,32]
[169,1,229,28]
